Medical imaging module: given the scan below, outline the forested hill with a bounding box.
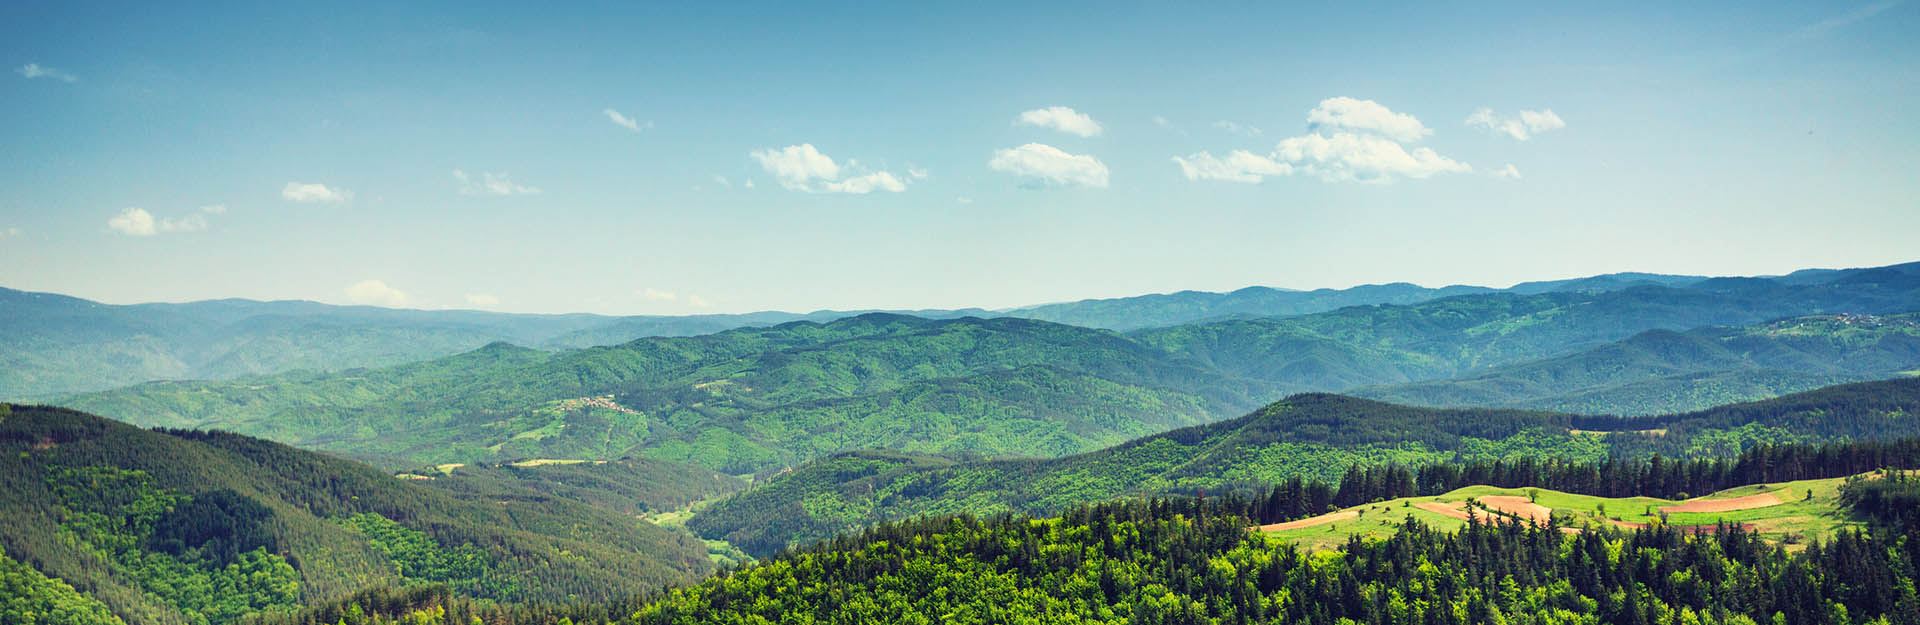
[0,286,1000,400]
[0,403,716,625]
[640,500,1920,625]
[1005,271,1708,331]
[689,378,1920,555]
[56,314,1279,472]
[1354,313,1920,414]
[1134,263,1920,393]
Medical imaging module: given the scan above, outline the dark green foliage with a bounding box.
[1840,471,1920,531]
[638,499,1920,625]
[0,404,714,625]
[693,380,1920,555]
[147,490,279,566]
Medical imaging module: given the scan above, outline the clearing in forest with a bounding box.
[1261,474,1864,551]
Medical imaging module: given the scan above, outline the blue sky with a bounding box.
[2,2,1916,314]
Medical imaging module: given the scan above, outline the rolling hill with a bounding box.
[55,315,1279,472]
[0,286,1004,400]
[1005,272,1708,331]
[688,378,1920,555]
[0,403,718,625]
[1133,263,1920,393]
[1355,313,1920,414]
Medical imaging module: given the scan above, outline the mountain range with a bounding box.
[4,264,1812,400]
[42,260,1920,474]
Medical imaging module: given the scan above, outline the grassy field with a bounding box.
[1264,475,1864,550]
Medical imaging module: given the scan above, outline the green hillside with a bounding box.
[1134,268,1920,393]
[689,378,1920,555]
[621,496,1918,625]
[0,286,998,400]
[1357,313,1920,414]
[57,315,1276,472]
[0,403,716,625]
[1263,475,1863,551]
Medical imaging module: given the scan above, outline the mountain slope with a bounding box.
[57,315,1278,472]
[1003,271,1714,332]
[689,378,1920,555]
[0,286,999,400]
[1355,313,1920,414]
[0,403,715,625]
[1134,265,1920,392]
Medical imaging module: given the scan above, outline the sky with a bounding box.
[2,2,1917,315]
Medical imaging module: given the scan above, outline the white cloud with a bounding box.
[464,293,501,307]
[1272,132,1470,183]
[744,178,756,189]
[107,208,156,236]
[344,280,409,307]
[955,197,973,205]
[1493,164,1523,179]
[907,166,929,180]
[107,207,215,236]
[1152,115,1173,128]
[822,171,906,194]
[16,63,77,83]
[1306,97,1431,143]
[199,204,228,214]
[0,227,20,239]
[1465,107,1566,141]
[452,169,540,196]
[749,144,909,194]
[1173,150,1292,183]
[988,143,1110,188]
[1015,106,1103,137]
[1212,120,1263,136]
[686,295,713,308]
[752,144,839,189]
[604,108,651,132]
[1178,97,1469,184]
[282,182,352,203]
[639,288,677,301]
[712,175,732,188]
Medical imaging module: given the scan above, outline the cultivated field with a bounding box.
[1263,474,1865,550]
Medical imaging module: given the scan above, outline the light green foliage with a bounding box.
[341,514,508,599]
[0,546,124,625]
[46,467,300,625]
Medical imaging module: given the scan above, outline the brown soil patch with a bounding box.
[1661,493,1782,513]
[1416,501,1473,521]
[1259,510,1359,532]
[1481,496,1554,524]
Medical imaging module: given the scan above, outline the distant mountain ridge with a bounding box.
[46,261,1920,473]
[2,263,1802,399]
[1355,313,1920,414]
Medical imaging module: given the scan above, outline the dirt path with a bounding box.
[1661,493,1783,513]
[1259,510,1359,532]
[1415,501,1472,520]
[1480,496,1554,524]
